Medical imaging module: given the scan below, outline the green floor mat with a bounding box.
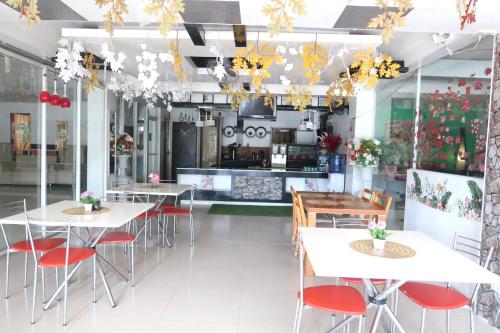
[208,204,292,217]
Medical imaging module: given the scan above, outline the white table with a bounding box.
[0,200,153,310]
[107,183,192,247]
[299,228,500,333]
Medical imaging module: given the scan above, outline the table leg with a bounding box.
[97,253,129,282]
[95,256,116,307]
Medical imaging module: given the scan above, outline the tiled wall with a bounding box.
[479,40,500,328]
[231,176,282,200]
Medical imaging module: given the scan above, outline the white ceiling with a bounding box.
[0,0,498,86]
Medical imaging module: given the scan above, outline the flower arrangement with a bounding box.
[348,138,382,167]
[319,133,342,154]
[80,191,97,204]
[148,172,160,185]
[368,221,389,240]
[116,133,134,155]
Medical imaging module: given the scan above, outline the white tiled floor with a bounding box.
[0,206,496,332]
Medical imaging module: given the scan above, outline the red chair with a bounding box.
[293,239,365,333]
[27,217,97,326]
[394,234,495,333]
[0,199,65,300]
[161,185,196,247]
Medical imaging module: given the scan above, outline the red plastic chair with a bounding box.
[98,231,137,285]
[161,185,196,247]
[0,199,65,300]
[394,234,495,333]
[293,239,365,333]
[27,216,97,326]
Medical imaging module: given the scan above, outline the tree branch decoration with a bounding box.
[262,0,306,37]
[232,42,285,96]
[6,0,40,24]
[457,0,478,30]
[95,0,128,36]
[144,0,185,37]
[350,48,401,88]
[169,38,185,82]
[301,43,328,85]
[367,0,413,44]
[221,83,249,111]
[284,85,312,112]
[82,54,100,93]
[325,77,355,109]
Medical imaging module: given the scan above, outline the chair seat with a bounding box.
[340,277,387,286]
[99,231,134,244]
[399,282,469,310]
[162,207,190,216]
[11,238,65,253]
[39,247,96,268]
[136,210,161,219]
[298,285,366,315]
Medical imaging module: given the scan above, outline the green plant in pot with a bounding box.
[80,191,97,212]
[368,220,389,250]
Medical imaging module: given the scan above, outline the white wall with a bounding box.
[86,88,106,197]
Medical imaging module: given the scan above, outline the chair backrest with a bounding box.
[452,233,495,304]
[25,216,72,264]
[0,199,28,249]
[295,193,307,228]
[373,192,393,217]
[360,188,376,203]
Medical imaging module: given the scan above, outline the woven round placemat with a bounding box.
[62,207,111,216]
[350,239,416,259]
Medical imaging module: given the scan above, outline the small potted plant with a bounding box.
[368,221,389,250]
[148,173,160,186]
[80,191,96,212]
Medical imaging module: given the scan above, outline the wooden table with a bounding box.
[299,192,387,275]
[299,228,500,332]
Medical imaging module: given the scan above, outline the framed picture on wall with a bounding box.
[202,93,214,103]
[10,113,31,154]
[56,120,69,152]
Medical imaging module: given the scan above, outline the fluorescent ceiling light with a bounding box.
[62,28,382,45]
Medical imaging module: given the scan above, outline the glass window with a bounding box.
[0,52,42,249]
[373,72,418,230]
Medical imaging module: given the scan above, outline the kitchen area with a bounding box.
[166,94,348,203]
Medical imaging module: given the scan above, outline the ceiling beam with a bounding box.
[232,25,246,47]
[184,23,206,46]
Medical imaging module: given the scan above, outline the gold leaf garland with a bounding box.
[367,0,413,44]
[301,43,328,85]
[144,0,185,37]
[232,42,285,95]
[284,85,312,112]
[325,77,354,110]
[82,54,100,93]
[6,0,40,24]
[350,48,401,88]
[262,0,306,36]
[95,0,128,36]
[221,83,249,111]
[169,39,185,82]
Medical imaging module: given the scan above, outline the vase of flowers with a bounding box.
[80,191,96,212]
[148,173,160,186]
[369,220,389,251]
[348,138,382,168]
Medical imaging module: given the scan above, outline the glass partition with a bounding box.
[373,72,418,229]
[0,52,42,249]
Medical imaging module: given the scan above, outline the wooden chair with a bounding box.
[291,186,307,256]
[332,188,379,228]
[372,191,393,224]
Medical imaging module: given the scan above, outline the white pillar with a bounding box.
[86,88,106,197]
[345,88,376,195]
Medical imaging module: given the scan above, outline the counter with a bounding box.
[177,167,343,203]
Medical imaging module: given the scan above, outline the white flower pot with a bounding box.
[83,204,93,212]
[373,238,386,251]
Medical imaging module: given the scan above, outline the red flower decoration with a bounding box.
[485,67,492,75]
[457,79,466,87]
[473,80,483,90]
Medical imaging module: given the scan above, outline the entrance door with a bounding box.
[171,122,198,179]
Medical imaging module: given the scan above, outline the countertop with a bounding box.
[177,167,329,177]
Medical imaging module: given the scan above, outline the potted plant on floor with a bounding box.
[80,191,97,212]
[368,220,389,250]
[348,138,382,189]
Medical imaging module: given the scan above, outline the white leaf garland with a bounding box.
[55,38,89,83]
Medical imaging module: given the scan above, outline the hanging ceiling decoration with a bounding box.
[82,54,100,93]
[325,77,354,110]
[301,43,329,86]
[350,48,401,88]
[101,44,126,73]
[284,85,312,112]
[136,44,160,90]
[457,0,478,30]
[367,0,413,44]
[262,0,306,36]
[55,39,89,83]
[5,0,40,24]
[169,38,185,82]
[95,0,129,36]
[144,0,185,37]
[221,82,249,111]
